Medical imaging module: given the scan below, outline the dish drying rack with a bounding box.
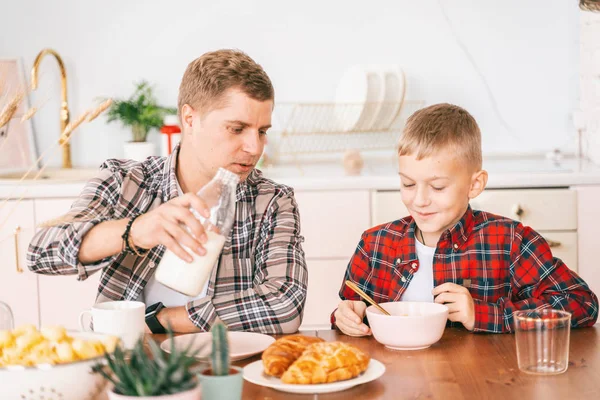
[268,100,424,164]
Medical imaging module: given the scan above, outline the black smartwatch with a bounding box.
[145,302,167,334]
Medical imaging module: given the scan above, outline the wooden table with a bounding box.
[150,326,600,400]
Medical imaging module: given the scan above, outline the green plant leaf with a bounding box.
[105,80,175,142]
[211,321,230,376]
[92,331,201,396]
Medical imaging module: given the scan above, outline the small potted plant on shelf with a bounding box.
[106,80,176,161]
[197,321,243,400]
[92,331,203,400]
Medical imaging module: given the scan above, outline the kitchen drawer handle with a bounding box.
[14,226,23,273]
[544,238,562,248]
[512,204,524,219]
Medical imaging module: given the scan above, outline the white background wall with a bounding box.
[0,0,582,168]
[581,10,600,163]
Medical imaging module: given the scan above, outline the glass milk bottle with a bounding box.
[155,168,239,296]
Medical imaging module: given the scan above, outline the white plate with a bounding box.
[160,331,275,361]
[335,65,386,132]
[334,65,369,132]
[243,358,386,394]
[357,66,386,131]
[373,66,406,130]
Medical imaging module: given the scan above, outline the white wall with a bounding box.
[580,10,600,163]
[0,0,581,168]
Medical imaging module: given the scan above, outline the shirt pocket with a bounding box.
[470,277,512,303]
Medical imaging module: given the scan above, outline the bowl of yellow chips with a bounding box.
[0,324,119,400]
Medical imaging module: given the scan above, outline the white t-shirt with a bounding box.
[401,239,435,302]
[143,178,209,307]
[144,275,209,308]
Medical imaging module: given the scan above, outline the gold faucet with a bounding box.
[31,49,72,169]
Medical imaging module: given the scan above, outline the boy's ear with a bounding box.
[468,170,488,199]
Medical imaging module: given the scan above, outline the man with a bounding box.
[27,49,307,334]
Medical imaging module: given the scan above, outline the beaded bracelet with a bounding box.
[121,215,143,256]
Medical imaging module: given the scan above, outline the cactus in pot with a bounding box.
[210,320,230,375]
[198,321,243,400]
[92,329,204,399]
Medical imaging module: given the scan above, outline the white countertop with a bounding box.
[1,157,600,199]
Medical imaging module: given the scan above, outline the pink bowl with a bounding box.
[366,302,449,350]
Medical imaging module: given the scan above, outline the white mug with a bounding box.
[79,300,145,349]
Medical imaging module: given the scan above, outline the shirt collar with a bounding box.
[398,205,474,264]
[441,205,475,248]
[238,169,261,202]
[160,144,181,202]
[402,221,419,263]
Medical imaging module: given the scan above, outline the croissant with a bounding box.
[281,341,370,384]
[262,335,325,378]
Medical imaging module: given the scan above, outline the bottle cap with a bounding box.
[215,167,240,186]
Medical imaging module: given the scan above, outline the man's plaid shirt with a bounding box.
[27,147,308,334]
[334,207,598,333]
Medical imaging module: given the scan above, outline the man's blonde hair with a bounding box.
[397,103,482,170]
[177,49,274,116]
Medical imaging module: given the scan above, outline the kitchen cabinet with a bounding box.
[34,198,100,329]
[0,200,38,327]
[576,185,600,294]
[471,189,577,231]
[294,190,372,259]
[371,190,409,226]
[301,259,348,330]
[294,190,371,329]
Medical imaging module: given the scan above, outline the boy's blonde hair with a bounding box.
[398,103,482,170]
[177,49,274,116]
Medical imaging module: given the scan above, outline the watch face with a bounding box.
[146,302,162,316]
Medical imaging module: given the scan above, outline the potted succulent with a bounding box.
[197,322,243,400]
[106,80,176,161]
[92,331,203,399]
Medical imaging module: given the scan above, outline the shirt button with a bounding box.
[395,258,402,265]
[148,261,155,268]
[401,276,407,283]
[411,262,418,269]
[453,243,459,250]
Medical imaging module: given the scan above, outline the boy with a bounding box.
[333,103,598,335]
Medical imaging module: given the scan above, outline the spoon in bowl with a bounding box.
[345,280,391,316]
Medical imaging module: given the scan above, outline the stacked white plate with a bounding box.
[334,65,406,132]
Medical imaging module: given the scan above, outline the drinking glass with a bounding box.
[514,309,571,375]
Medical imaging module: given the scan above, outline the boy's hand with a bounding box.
[334,300,372,337]
[433,283,475,331]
